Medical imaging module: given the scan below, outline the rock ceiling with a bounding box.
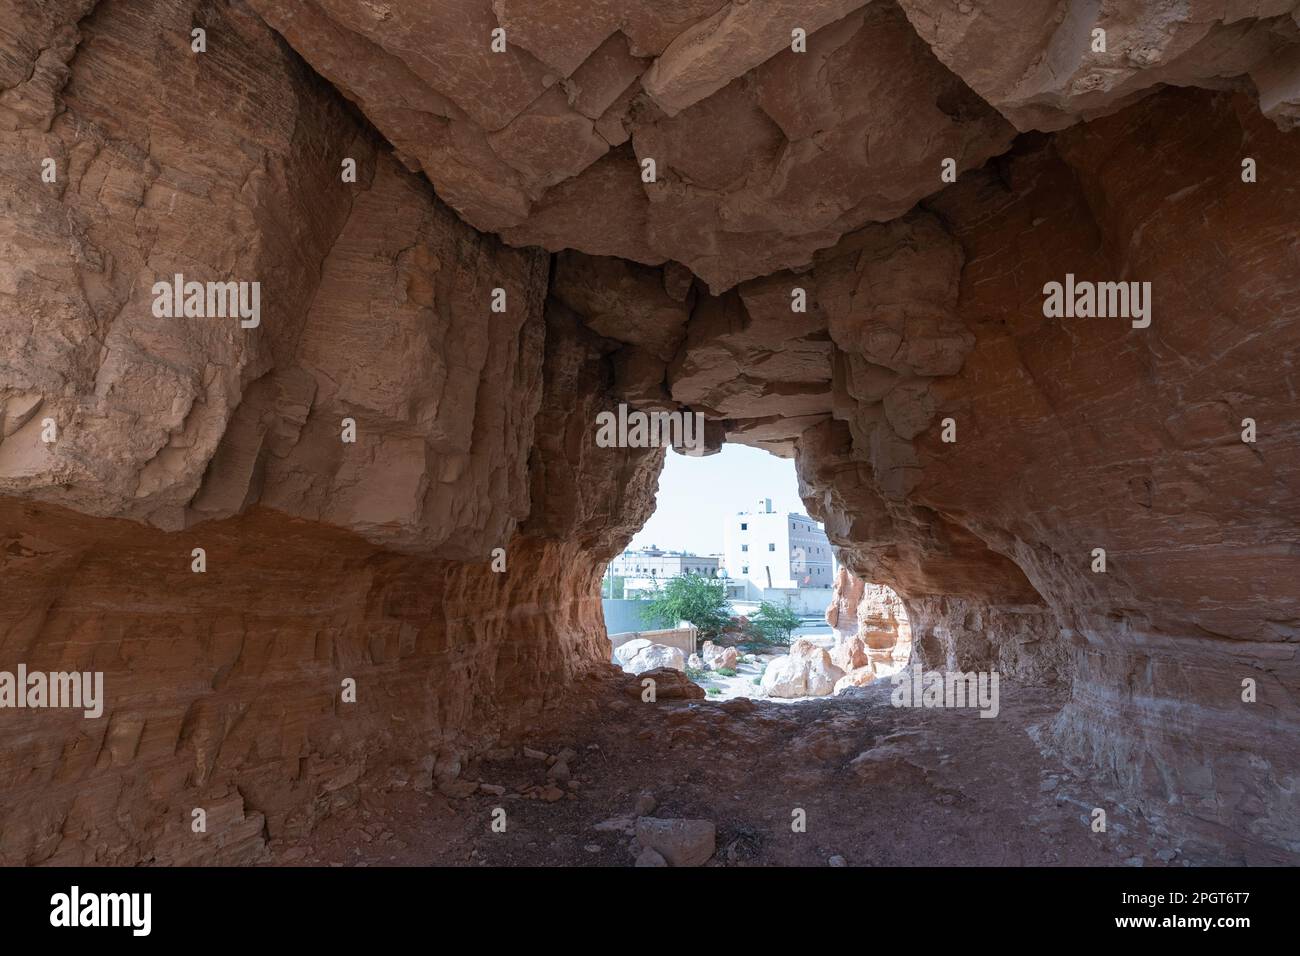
[249,0,1300,291]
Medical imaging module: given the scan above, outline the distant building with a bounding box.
[606,547,723,597]
[722,498,835,613]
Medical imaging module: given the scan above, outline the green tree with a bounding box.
[641,575,731,637]
[748,600,801,646]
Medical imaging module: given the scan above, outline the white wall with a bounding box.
[731,587,835,615]
[723,509,833,591]
[723,509,793,588]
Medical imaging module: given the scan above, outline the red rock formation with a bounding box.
[0,501,625,864]
[797,89,1300,860]
[898,0,1300,130]
[826,568,913,680]
[1,0,1298,867]
[0,0,660,865]
[246,0,1016,290]
[0,254,661,865]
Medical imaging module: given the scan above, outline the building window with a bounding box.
[741,544,748,552]
[740,523,747,530]
[741,565,749,574]
[768,543,776,551]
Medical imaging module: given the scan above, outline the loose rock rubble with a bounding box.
[281,679,1203,867]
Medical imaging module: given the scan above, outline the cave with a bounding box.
[1,0,1298,872]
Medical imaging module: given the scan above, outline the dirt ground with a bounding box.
[274,679,1193,867]
[689,647,774,699]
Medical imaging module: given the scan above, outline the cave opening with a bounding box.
[599,442,912,702]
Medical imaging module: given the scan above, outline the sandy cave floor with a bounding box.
[273,681,1196,868]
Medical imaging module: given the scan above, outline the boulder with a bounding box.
[834,666,877,695]
[613,638,652,666]
[759,638,845,698]
[701,641,739,670]
[635,847,668,867]
[635,817,716,867]
[759,653,807,697]
[829,635,869,673]
[624,668,706,700]
[624,643,686,674]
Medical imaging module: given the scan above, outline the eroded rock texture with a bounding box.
[1,0,1298,866]
[899,0,1300,131]
[826,569,913,678]
[245,0,1017,291]
[797,90,1300,861]
[0,0,660,864]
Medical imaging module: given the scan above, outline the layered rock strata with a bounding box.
[826,568,913,686]
[0,0,1297,867]
[794,90,1300,861]
[0,0,662,865]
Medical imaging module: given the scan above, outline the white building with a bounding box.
[606,547,725,597]
[721,499,835,613]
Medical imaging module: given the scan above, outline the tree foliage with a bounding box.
[641,575,731,637]
[747,600,802,646]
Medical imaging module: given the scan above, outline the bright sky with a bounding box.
[627,444,817,556]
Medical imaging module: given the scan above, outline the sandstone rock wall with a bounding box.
[1,0,1297,866]
[0,0,661,865]
[898,0,1300,131]
[826,567,913,673]
[1,0,364,525]
[0,501,621,864]
[795,89,1300,861]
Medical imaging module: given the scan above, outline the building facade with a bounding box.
[721,499,835,613]
[605,547,723,597]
